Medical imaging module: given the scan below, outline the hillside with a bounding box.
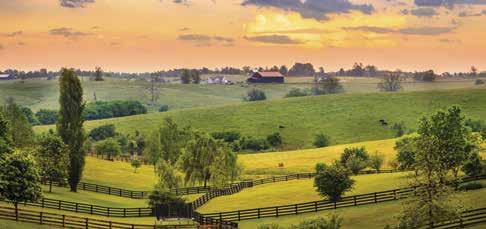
[35,88,486,150]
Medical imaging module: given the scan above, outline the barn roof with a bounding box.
[255,71,284,77]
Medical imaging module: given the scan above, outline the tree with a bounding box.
[210,146,241,188]
[35,109,58,125]
[369,151,384,172]
[94,138,121,161]
[36,132,68,192]
[462,152,484,177]
[0,110,13,156]
[131,159,142,173]
[94,66,104,81]
[143,130,162,170]
[20,106,39,125]
[288,63,315,76]
[340,147,369,174]
[414,70,436,82]
[314,162,354,202]
[57,68,86,192]
[471,66,477,77]
[180,69,191,84]
[395,136,418,171]
[146,75,160,107]
[378,74,402,92]
[313,133,330,148]
[2,98,35,148]
[88,124,117,141]
[155,160,182,190]
[180,133,239,187]
[159,118,192,165]
[312,77,343,95]
[266,132,282,147]
[0,150,42,221]
[245,88,266,101]
[279,65,288,76]
[147,188,186,209]
[191,69,201,84]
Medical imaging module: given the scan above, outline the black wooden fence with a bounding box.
[49,169,398,199]
[428,207,486,229]
[0,206,198,229]
[0,198,153,217]
[196,175,486,222]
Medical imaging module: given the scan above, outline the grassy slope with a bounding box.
[34,88,486,150]
[197,172,410,213]
[239,189,486,229]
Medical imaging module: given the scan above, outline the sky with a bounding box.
[1,0,486,73]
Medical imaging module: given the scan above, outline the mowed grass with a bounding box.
[238,188,486,229]
[34,88,486,150]
[197,172,410,213]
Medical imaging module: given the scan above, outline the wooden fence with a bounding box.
[49,169,398,199]
[0,206,198,229]
[196,175,486,222]
[428,207,486,229]
[1,198,153,218]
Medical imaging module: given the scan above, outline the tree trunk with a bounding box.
[49,181,53,193]
[204,179,207,188]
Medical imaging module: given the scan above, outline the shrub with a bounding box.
[245,88,266,101]
[239,136,270,151]
[211,131,241,143]
[313,133,330,148]
[462,153,485,177]
[340,147,369,175]
[289,215,343,229]
[21,106,39,125]
[285,88,309,98]
[148,189,186,209]
[314,162,354,202]
[89,124,117,141]
[35,109,58,125]
[83,101,147,120]
[475,79,484,85]
[458,182,483,191]
[369,151,385,172]
[266,132,283,147]
[158,105,169,112]
[391,122,406,137]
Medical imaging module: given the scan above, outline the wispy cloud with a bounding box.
[177,34,234,46]
[60,0,95,8]
[3,31,23,37]
[345,26,456,36]
[244,35,303,44]
[411,7,438,17]
[241,0,375,21]
[49,27,92,38]
[414,0,486,8]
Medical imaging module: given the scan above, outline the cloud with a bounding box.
[438,38,461,43]
[345,26,456,35]
[173,0,189,4]
[179,27,191,31]
[0,44,4,50]
[60,0,95,8]
[458,10,485,17]
[414,0,486,8]
[49,27,92,38]
[244,35,303,44]
[3,31,23,37]
[177,34,234,46]
[254,28,330,34]
[241,0,375,21]
[411,7,438,17]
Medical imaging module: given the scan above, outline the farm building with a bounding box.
[247,71,284,83]
[0,74,13,80]
[208,76,230,84]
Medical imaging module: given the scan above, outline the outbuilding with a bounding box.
[247,71,284,83]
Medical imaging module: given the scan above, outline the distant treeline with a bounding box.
[22,101,147,125]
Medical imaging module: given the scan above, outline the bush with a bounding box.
[391,122,406,137]
[340,147,369,175]
[148,189,186,209]
[313,133,330,148]
[21,106,39,125]
[458,182,483,191]
[369,151,385,172]
[211,131,241,143]
[84,100,147,120]
[475,79,485,85]
[285,88,309,98]
[131,159,141,173]
[266,132,282,147]
[158,105,169,112]
[35,109,58,125]
[462,153,485,177]
[239,136,270,151]
[245,88,266,101]
[89,124,117,141]
[289,215,343,229]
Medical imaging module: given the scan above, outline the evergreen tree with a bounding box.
[57,68,86,192]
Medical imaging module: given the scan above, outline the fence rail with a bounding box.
[426,207,486,229]
[196,175,486,222]
[0,206,198,229]
[0,198,153,218]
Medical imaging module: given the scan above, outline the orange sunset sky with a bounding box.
[1,0,485,72]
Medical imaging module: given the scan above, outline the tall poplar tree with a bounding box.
[57,68,85,192]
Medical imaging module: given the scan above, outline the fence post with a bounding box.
[90,205,93,214]
[295,205,298,214]
[40,212,43,225]
[85,218,89,229]
[108,208,110,217]
[119,189,122,196]
[315,202,318,212]
[276,206,279,217]
[58,200,61,210]
[258,208,261,219]
[83,183,86,190]
[374,193,377,203]
[124,208,126,217]
[238,210,241,221]
[62,215,65,227]
[109,221,112,229]
[354,196,357,206]
[334,201,337,209]
[297,174,300,179]
[393,190,397,200]
[76,203,78,212]
[219,212,222,221]
[109,187,111,195]
[41,198,44,208]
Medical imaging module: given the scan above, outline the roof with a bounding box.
[254,71,284,78]
[0,74,11,78]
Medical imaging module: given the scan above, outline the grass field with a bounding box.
[197,172,410,213]
[239,188,486,229]
[34,88,486,150]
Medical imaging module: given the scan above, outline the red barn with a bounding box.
[247,71,284,83]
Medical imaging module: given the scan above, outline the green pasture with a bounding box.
[34,88,486,150]
[197,172,410,213]
[239,188,486,229]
